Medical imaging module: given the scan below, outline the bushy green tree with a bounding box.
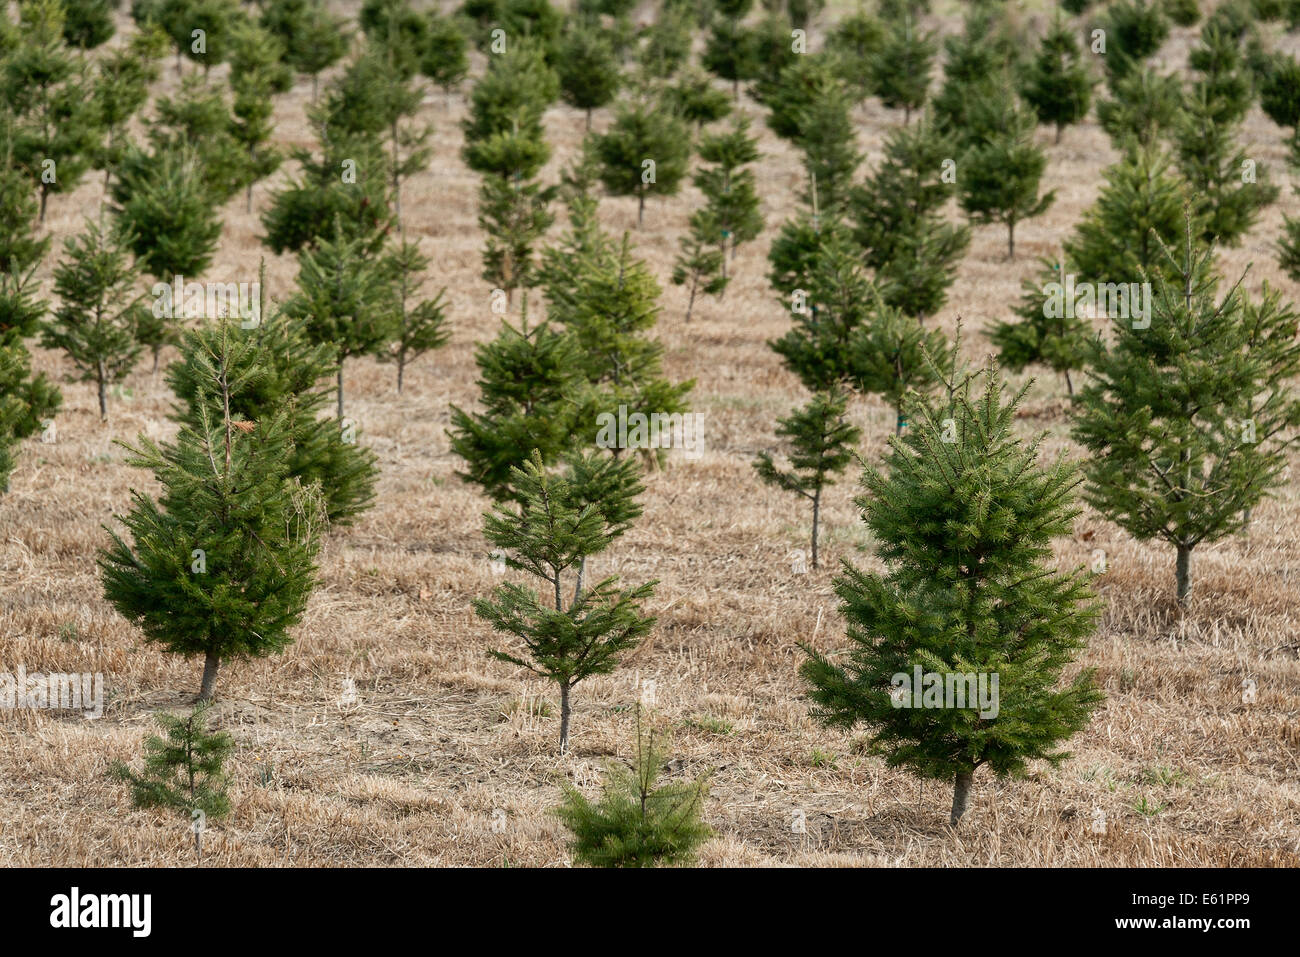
[850,299,954,432]
[869,8,935,124]
[753,390,860,569]
[664,70,732,132]
[1020,19,1096,143]
[421,11,469,101]
[168,276,378,526]
[802,360,1103,827]
[41,218,147,421]
[957,84,1055,259]
[1095,67,1182,149]
[228,18,287,213]
[0,341,60,492]
[556,19,621,130]
[475,452,655,751]
[989,260,1094,396]
[693,117,763,283]
[594,99,691,226]
[101,319,325,702]
[262,0,349,100]
[555,707,711,865]
[1073,222,1300,606]
[285,223,396,419]
[672,216,727,322]
[1101,0,1171,85]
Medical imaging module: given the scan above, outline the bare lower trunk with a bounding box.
[336,366,345,420]
[638,193,645,228]
[810,491,820,569]
[559,684,572,753]
[685,278,697,322]
[39,189,48,224]
[1064,368,1074,397]
[198,651,220,703]
[97,362,108,421]
[396,356,405,394]
[1007,221,1016,260]
[950,769,974,826]
[585,108,592,131]
[1055,123,1063,145]
[1176,543,1192,607]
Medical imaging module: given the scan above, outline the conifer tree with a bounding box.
[868,6,935,124]
[825,6,884,98]
[850,115,968,321]
[140,78,248,203]
[1171,86,1277,247]
[794,76,862,213]
[449,306,582,502]
[380,239,450,393]
[262,0,349,100]
[555,706,711,866]
[801,360,1103,827]
[957,84,1055,259]
[1072,221,1300,606]
[0,154,51,344]
[556,19,622,131]
[41,218,147,422]
[594,98,691,226]
[111,147,222,370]
[167,275,378,526]
[1187,19,1252,126]
[112,704,233,864]
[461,36,558,155]
[3,0,104,222]
[1101,0,1171,84]
[702,10,758,99]
[0,341,60,493]
[475,451,655,751]
[1020,19,1096,143]
[285,222,397,419]
[360,0,429,79]
[1095,66,1182,149]
[850,300,954,432]
[227,18,287,213]
[100,319,325,702]
[62,0,117,49]
[693,117,763,282]
[1257,52,1300,133]
[476,144,556,301]
[672,215,727,322]
[322,43,431,231]
[753,390,859,570]
[638,4,693,81]
[989,260,1094,396]
[91,25,167,191]
[421,11,469,103]
[665,70,732,133]
[261,117,393,254]
[931,4,1023,140]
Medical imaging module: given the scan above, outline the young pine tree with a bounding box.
[41,218,147,421]
[672,213,727,322]
[0,341,60,493]
[555,19,622,131]
[166,272,379,526]
[285,222,397,418]
[753,390,860,570]
[100,320,325,702]
[474,451,656,752]
[850,299,955,433]
[448,306,583,502]
[694,117,764,282]
[420,11,469,103]
[380,240,450,393]
[868,7,936,124]
[594,99,691,227]
[1019,19,1096,144]
[988,259,1094,396]
[957,84,1055,259]
[554,706,712,866]
[112,704,233,864]
[1072,221,1300,606]
[801,360,1103,827]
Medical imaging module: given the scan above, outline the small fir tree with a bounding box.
[988,259,1094,396]
[868,7,936,124]
[1020,19,1096,143]
[554,706,712,866]
[0,341,61,493]
[1096,67,1182,150]
[285,222,397,419]
[753,390,860,570]
[474,451,655,752]
[594,98,691,226]
[420,11,469,103]
[672,214,727,322]
[100,319,325,702]
[41,217,147,421]
[380,240,450,393]
[693,117,764,283]
[801,359,1103,827]
[958,84,1055,259]
[111,704,233,864]
[1100,0,1171,85]
[850,299,955,433]
[556,19,622,130]
[664,70,732,132]
[1072,220,1300,606]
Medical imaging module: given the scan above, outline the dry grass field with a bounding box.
[1,1,1298,867]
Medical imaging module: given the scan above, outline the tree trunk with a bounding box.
[336,366,345,420]
[559,684,572,753]
[637,192,645,228]
[198,651,220,703]
[396,357,405,394]
[245,183,253,214]
[950,768,974,826]
[1007,221,1016,260]
[97,362,108,421]
[39,188,48,225]
[585,108,592,131]
[685,279,697,322]
[1175,543,1192,606]
[810,491,820,570]
[1064,368,1074,397]
[1055,123,1063,145]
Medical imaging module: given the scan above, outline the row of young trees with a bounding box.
[7,0,1299,862]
